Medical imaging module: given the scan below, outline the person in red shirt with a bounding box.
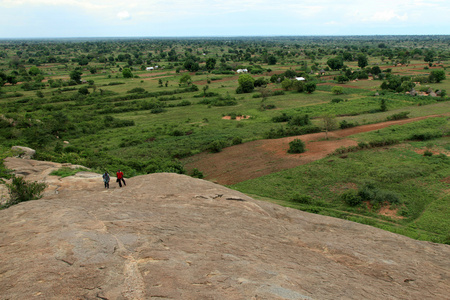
[116,169,126,187]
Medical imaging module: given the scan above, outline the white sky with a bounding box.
[1,0,449,38]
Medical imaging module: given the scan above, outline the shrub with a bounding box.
[291,193,312,204]
[331,98,344,103]
[288,139,306,154]
[423,150,433,157]
[288,114,310,127]
[170,129,184,136]
[232,137,243,145]
[272,113,291,123]
[3,175,47,208]
[151,107,166,114]
[357,142,369,149]
[409,130,442,141]
[331,86,344,95]
[127,87,146,93]
[207,140,227,153]
[386,111,410,121]
[368,138,399,148]
[358,183,401,205]
[177,100,191,107]
[191,168,204,179]
[263,125,321,139]
[340,189,362,206]
[339,120,357,129]
[272,90,285,96]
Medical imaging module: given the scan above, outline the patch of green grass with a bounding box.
[352,117,449,142]
[230,143,450,243]
[50,167,89,178]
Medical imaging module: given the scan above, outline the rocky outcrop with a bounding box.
[0,158,449,299]
[11,146,36,159]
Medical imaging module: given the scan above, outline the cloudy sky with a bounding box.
[1,0,449,38]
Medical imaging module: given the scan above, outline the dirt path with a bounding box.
[183,115,445,185]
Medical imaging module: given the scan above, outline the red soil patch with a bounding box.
[379,206,403,219]
[183,115,444,185]
[222,115,250,121]
[440,176,450,184]
[365,202,404,220]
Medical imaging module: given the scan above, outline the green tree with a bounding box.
[203,85,209,96]
[327,57,344,70]
[380,98,387,112]
[6,75,17,85]
[424,50,435,63]
[357,54,368,69]
[342,51,353,61]
[179,74,191,86]
[78,86,90,95]
[371,66,382,76]
[184,59,199,72]
[0,71,6,86]
[337,75,349,84]
[205,58,216,72]
[236,74,255,93]
[122,68,133,78]
[268,55,277,65]
[69,69,82,84]
[429,69,446,83]
[305,82,316,94]
[28,66,41,76]
[331,86,344,95]
[321,114,337,139]
[281,78,293,91]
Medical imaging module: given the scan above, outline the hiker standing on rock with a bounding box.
[102,171,110,189]
[116,169,126,187]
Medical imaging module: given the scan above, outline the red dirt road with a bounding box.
[183,115,445,185]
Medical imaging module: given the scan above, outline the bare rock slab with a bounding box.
[0,158,449,299]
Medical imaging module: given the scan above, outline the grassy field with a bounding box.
[1,36,450,243]
[231,136,450,244]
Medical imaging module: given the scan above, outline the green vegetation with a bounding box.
[288,139,306,154]
[231,135,450,244]
[49,167,89,178]
[1,36,450,242]
[2,175,47,209]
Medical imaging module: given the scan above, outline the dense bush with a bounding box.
[104,116,135,128]
[127,87,146,93]
[409,130,442,141]
[3,175,47,208]
[339,120,358,129]
[272,113,291,123]
[340,189,362,206]
[386,111,410,121]
[331,98,344,103]
[232,137,243,145]
[358,183,401,205]
[191,168,204,179]
[287,139,306,154]
[263,125,321,139]
[287,114,310,127]
[290,193,313,204]
[272,90,285,96]
[207,140,227,153]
